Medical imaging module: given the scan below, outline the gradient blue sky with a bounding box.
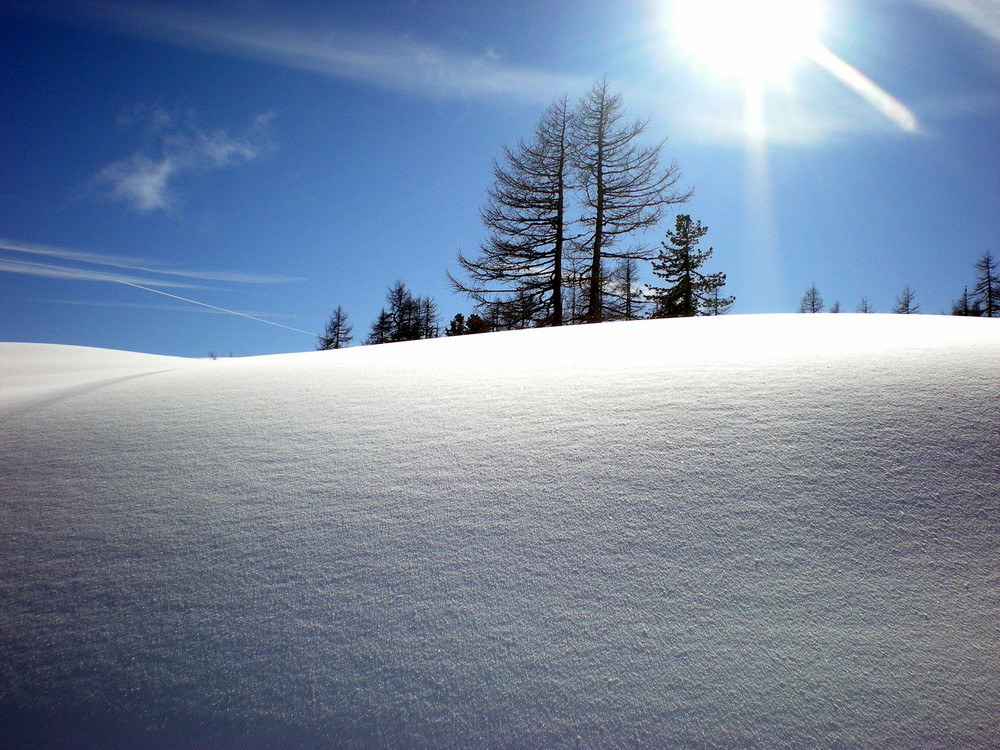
[2,0,998,356]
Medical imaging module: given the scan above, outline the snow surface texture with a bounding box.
[1,315,998,749]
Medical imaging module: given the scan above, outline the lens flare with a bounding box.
[807,41,919,133]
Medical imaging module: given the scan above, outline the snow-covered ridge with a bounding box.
[0,342,200,405]
[1,315,998,749]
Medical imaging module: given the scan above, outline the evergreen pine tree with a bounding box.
[445,313,467,337]
[465,314,491,334]
[856,296,875,313]
[647,215,733,317]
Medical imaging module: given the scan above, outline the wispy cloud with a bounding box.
[95,154,178,213]
[28,0,587,104]
[914,0,1000,49]
[91,106,275,213]
[0,237,314,337]
[0,237,302,285]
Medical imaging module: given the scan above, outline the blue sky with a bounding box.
[1,0,998,356]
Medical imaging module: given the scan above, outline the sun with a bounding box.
[670,0,824,83]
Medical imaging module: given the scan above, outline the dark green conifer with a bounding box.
[648,215,733,317]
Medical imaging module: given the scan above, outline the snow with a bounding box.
[1,314,998,749]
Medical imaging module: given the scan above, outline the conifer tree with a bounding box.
[605,257,649,320]
[951,286,982,316]
[365,310,392,345]
[799,284,824,313]
[572,77,691,323]
[647,215,733,317]
[450,96,574,327]
[445,313,467,337]
[317,306,352,350]
[418,296,440,339]
[706,287,733,316]
[857,296,875,313]
[972,250,999,317]
[465,314,491,334]
[366,281,439,344]
[893,285,920,314]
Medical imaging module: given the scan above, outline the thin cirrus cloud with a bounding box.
[91,106,276,214]
[15,0,997,150]
[72,0,995,147]
[34,0,588,104]
[915,0,1000,49]
[0,238,317,338]
[0,237,304,287]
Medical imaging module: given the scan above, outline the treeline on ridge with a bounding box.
[796,250,998,316]
[316,79,998,351]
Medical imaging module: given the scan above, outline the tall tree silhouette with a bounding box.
[450,96,574,327]
[972,250,999,316]
[572,77,691,323]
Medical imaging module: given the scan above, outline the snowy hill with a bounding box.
[2,315,998,749]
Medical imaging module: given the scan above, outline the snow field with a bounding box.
[1,314,998,748]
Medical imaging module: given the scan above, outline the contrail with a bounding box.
[118,281,317,338]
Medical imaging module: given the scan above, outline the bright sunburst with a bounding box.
[671,0,824,82]
[666,0,917,135]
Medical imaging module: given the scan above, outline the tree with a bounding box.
[465,314,491,334]
[829,301,841,313]
[706,287,734,316]
[857,296,875,313]
[560,256,589,324]
[951,286,982,316]
[604,257,650,320]
[572,77,691,323]
[450,96,574,327]
[417,296,440,339]
[445,313,467,337]
[647,215,733,318]
[893,285,920,314]
[317,306,352,350]
[799,284,823,313]
[972,250,999,317]
[366,281,440,344]
[365,310,392,345]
